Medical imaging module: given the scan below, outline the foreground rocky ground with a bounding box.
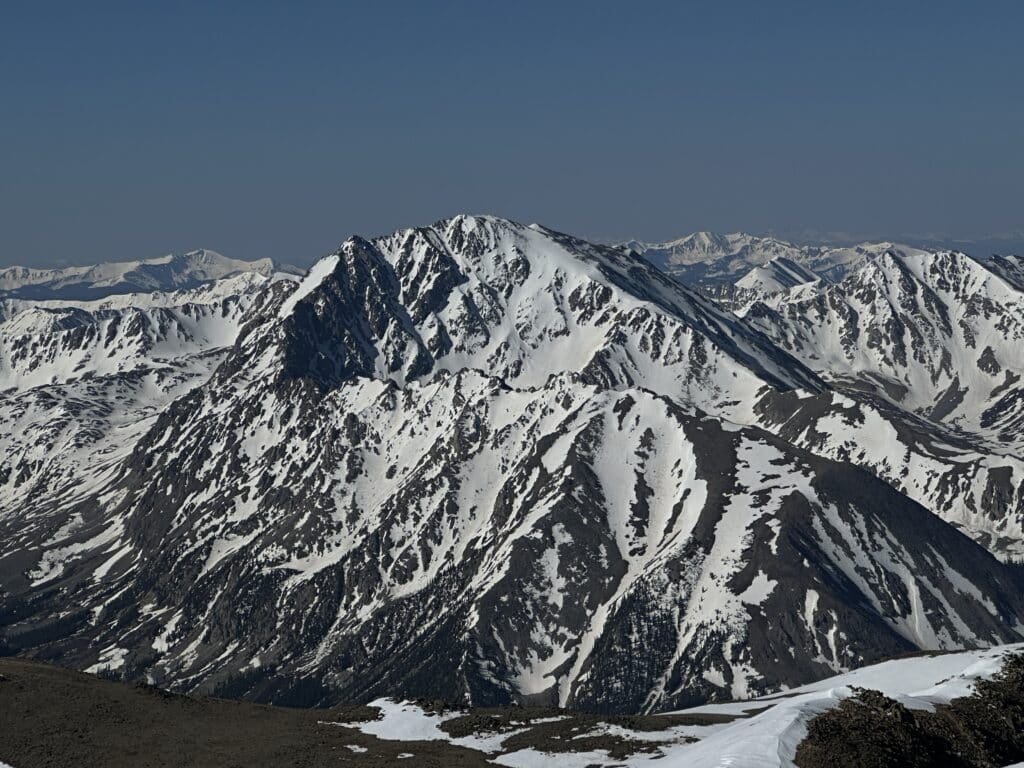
[2,649,1023,767]
[796,653,1024,768]
[0,656,724,767]
[0,657,453,767]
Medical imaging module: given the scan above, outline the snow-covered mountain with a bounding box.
[0,270,293,534]
[621,232,801,270]
[696,256,822,314]
[744,249,1024,442]
[737,248,1024,557]
[0,251,299,520]
[624,231,928,288]
[0,249,300,301]
[2,216,1022,717]
[735,256,818,293]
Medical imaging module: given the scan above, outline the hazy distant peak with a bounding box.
[0,249,301,301]
[622,230,934,287]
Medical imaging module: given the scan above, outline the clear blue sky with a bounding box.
[2,1,1022,267]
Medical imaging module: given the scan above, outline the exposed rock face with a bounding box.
[1,216,1022,714]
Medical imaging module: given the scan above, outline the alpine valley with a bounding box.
[2,216,1024,732]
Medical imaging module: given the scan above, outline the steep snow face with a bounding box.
[986,253,1024,291]
[277,254,340,319]
[735,257,818,294]
[0,249,301,301]
[698,256,822,314]
[3,216,1022,716]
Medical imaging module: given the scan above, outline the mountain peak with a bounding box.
[735,256,819,293]
[250,215,823,407]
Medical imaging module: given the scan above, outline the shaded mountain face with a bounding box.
[1,216,1023,716]
[0,249,301,301]
[987,253,1024,291]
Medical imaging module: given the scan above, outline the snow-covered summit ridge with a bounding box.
[266,214,823,415]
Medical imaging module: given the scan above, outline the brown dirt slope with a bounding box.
[0,657,491,768]
[0,657,723,767]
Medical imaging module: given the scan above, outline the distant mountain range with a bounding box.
[0,249,300,301]
[1,218,1022,720]
[622,230,1024,286]
[621,231,933,287]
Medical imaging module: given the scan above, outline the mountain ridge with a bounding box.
[0,249,301,301]
[622,231,941,289]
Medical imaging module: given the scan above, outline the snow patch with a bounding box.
[278,254,339,318]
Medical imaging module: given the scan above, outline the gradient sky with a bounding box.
[2,1,1022,267]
